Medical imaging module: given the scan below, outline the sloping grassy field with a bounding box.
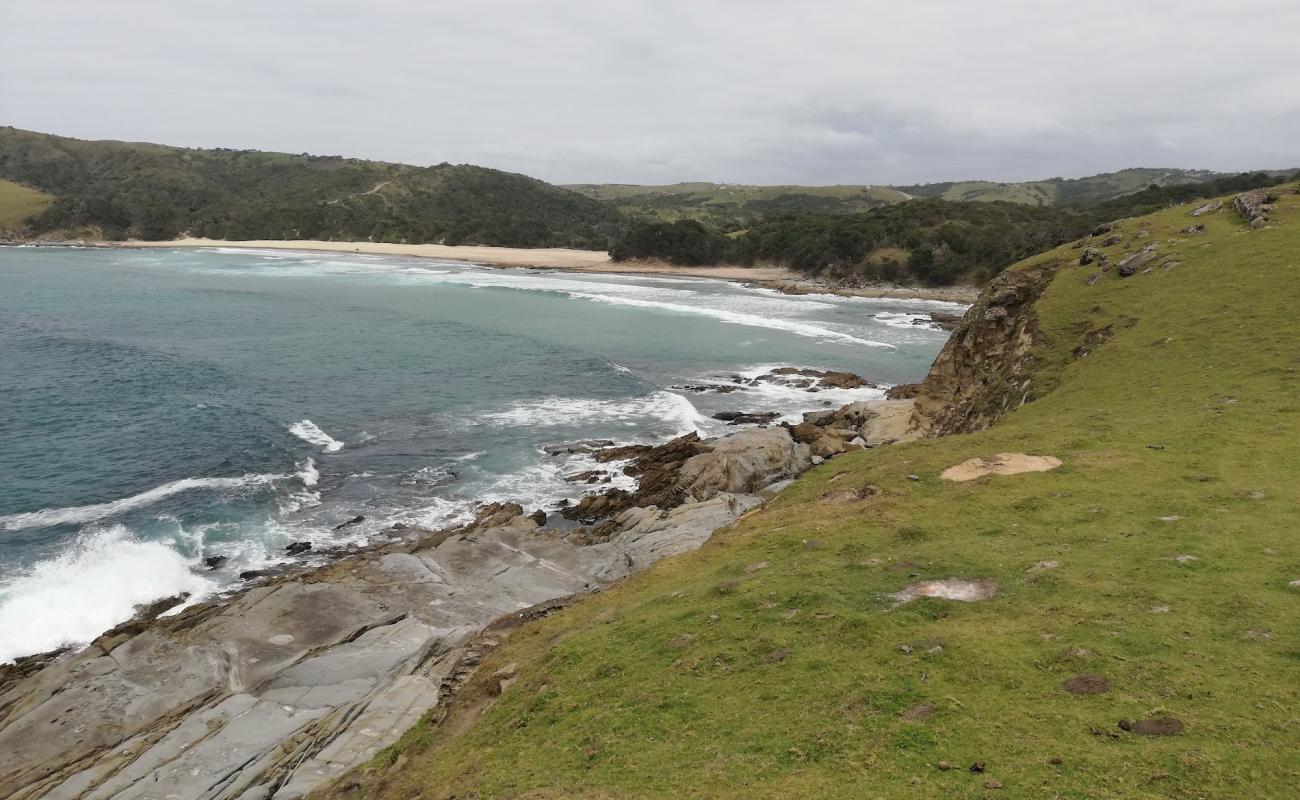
[564,182,909,226]
[0,179,53,231]
[328,187,1300,799]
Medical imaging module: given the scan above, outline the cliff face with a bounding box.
[911,262,1059,435]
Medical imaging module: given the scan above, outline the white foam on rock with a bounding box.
[0,525,216,663]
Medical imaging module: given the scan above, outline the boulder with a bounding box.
[928,311,964,331]
[1190,200,1222,216]
[285,541,312,556]
[612,493,764,569]
[712,410,780,426]
[1233,190,1272,228]
[473,502,524,528]
[542,440,616,456]
[1116,243,1160,277]
[1079,247,1103,266]
[810,435,846,459]
[674,427,811,502]
[819,370,870,389]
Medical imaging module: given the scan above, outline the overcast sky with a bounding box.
[4,1,1298,185]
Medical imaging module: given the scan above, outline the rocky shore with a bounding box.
[0,367,932,800]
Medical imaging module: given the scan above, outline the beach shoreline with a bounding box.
[110,237,980,304]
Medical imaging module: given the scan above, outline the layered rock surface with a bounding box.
[0,421,864,799]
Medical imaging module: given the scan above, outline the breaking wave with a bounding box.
[288,420,345,452]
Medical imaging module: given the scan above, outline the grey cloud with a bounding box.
[2,0,1298,184]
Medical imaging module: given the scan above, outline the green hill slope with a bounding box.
[564,182,913,228]
[0,179,53,232]
[892,168,1230,207]
[565,169,1255,228]
[324,184,1300,799]
[0,127,621,247]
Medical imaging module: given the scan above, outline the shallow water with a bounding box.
[0,245,959,661]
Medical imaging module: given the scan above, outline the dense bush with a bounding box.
[610,220,729,265]
[0,128,622,247]
[609,171,1293,286]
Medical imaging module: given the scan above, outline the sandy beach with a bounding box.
[119,238,979,303]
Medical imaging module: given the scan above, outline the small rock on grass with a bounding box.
[984,779,1003,789]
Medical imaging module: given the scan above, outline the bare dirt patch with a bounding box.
[940,453,1063,482]
[1062,674,1110,694]
[890,578,997,605]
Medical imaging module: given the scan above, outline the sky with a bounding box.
[4,0,1299,185]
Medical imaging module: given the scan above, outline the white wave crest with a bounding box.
[296,458,320,487]
[0,473,284,532]
[0,526,216,663]
[479,390,706,436]
[289,420,345,452]
[560,289,894,348]
[872,311,936,330]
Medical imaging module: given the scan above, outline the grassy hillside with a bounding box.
[0,127,621,247]
[893,168,1229,207]
[566,169,1248,227]
[0,179,53,232]
[326,185,1300,798]
[565,182,912,229]
[611,172,1293,287]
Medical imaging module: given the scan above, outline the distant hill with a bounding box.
[891,167,1235,207]
[610,171,1296,285]
[564,182,911,229]
[570,168,1289,227]
[0,127,621,247]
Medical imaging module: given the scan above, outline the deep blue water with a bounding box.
[0,245,958,660]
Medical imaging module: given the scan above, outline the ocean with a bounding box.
[0,245,959,662]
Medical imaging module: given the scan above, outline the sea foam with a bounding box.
[288,420,345,452]
[0,473,285,532]
[478,390,707,436]
[0,525,216,663]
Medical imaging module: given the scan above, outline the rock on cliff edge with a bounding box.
[911,263,1058,436]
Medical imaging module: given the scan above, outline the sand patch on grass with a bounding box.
[941,453,1063,482]
[890,578,997,605]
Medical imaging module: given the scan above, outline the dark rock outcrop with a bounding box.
[1233,190,1273,228]
[911,263,1059,435]
[1116,243,1160,277]
[712,410,780,425]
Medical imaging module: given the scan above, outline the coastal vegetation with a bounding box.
[610,171,1296,285]
[564,182,910,229]
[567,169,1240,227]
[323,183,1300,799]
[3,126,1293,290]
[891,167,1229,207]
[0,127,621,247]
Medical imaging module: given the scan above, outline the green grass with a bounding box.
[563,182,910,226]
[334,187,1300,799]
[935,180,1058,205]
[0,179,53,231]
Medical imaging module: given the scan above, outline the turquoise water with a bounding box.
[0,245,959,661]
